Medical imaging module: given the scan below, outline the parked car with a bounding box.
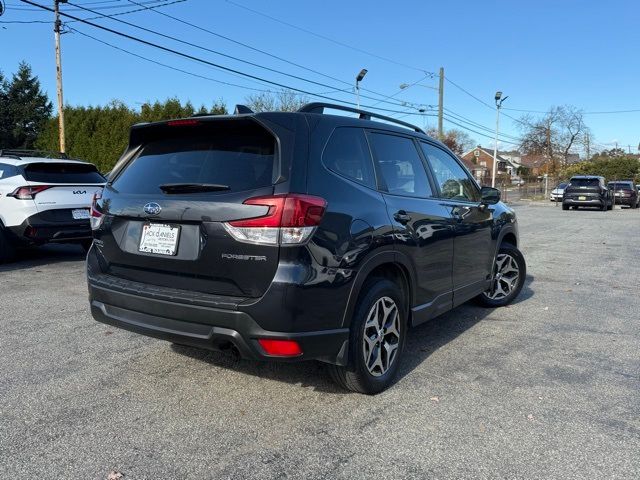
[562,175,612,211]
[87,103,526,394]
[550,182,567,202]
[0,149,106,263]
[608,181,639,209]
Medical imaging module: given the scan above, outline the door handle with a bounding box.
[393,210,412,224]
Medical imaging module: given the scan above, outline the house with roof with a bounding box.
[460,146,519,185]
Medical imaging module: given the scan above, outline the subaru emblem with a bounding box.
[143,202,162,216]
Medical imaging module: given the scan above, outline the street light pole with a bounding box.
[355,68,367,110]
[492,91,508,188]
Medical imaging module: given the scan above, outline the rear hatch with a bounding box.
[23,162,105,219]
[95,118,285,298]
[564,178,603,200]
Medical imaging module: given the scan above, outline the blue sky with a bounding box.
[2,0,639,154]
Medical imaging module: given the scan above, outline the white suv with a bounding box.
[0,150,105,262]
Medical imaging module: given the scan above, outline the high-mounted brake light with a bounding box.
[258,339,303,357]
[8,185,52,200]
[167,119,200,127]
[223,194,327,246]
[90,190,104,230]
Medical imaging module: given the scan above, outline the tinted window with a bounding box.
[323,128,375,188]
[112,125,275,195]
[420,143,480,201]
[23,162,104,183]
[569,178,600,187]
[608,182,633,190]
[368,133,432,197]
[0,163,19,180]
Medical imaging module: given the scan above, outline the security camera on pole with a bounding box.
[492,91,508,188]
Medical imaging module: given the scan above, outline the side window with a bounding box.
[368,132,432,198]
[322,128,376,188]
[0,163,18,180]
[420,142,480,202]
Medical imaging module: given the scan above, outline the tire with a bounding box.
[329,278,407,395]
[476,242,526,308]
[601,201,608,211]
[562,203,569,210]
[0,223,17,264]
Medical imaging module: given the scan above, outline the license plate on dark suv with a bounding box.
[139,223,180,255]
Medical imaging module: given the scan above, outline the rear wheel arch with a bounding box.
[501,231,517,247]
[341,252,414,329]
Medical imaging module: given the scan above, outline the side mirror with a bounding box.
[480,186,501,205]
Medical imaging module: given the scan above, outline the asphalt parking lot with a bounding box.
[1,202,639,479]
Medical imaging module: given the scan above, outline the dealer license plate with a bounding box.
[139,223,180,256]
[72,208,90,220]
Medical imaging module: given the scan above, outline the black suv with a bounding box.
[608,181,639,208]
[87,103,526,394]
[562,175,612,211]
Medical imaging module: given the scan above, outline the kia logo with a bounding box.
[143,202,162,215]
[73,190,87,195]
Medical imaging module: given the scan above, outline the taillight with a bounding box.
[223,194,326,246]
[258,339,303,357]
[8,185,52,200]
[90,190,104,230]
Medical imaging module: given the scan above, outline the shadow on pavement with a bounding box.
[171,274,535,394]
[0,244,86,273]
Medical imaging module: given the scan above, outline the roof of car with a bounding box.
[0,156,91,166]
[570,175,604,179]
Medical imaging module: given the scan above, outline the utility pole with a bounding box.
[585,132,590,161]
[437,67,444,140]
[54,0,67,153]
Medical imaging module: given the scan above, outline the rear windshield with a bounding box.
[556,183,567,189]
[608,183,632,190]
[24,162,105,183]
[569,178,600,187]
[112,123,276,195]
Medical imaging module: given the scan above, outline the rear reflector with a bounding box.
[223,194,327,246]
[258,339,303,357]
[8,185,52,200]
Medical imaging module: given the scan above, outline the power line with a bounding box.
[443,108,523,142]
[64,0,419,109]
[21,0,429,117]
[224,0,432,75]
[443,115,521,147]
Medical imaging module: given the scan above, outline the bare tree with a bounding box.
[427,127,476,155]
[518,105,588,172]
[244,90,309,113]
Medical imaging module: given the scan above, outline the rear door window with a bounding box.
[322,127,376,188]
[23,162,105,183]
[0,163,20,180]
[112,124,276,195]
[367,132,432,198]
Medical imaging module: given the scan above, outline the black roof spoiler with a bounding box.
[298,102,425,134]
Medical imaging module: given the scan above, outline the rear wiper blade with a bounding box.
[159,183,230,194]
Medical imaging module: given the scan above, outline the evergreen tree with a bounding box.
[0,70,10,147]
[6,62,52,149]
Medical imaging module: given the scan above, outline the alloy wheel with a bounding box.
[362,296,401,377]
[484,253,520,300]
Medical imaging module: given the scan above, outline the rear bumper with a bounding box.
[87,261,350,365]
[562,197,605,207]
[612,197,636,206]
[7,210,92,244]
